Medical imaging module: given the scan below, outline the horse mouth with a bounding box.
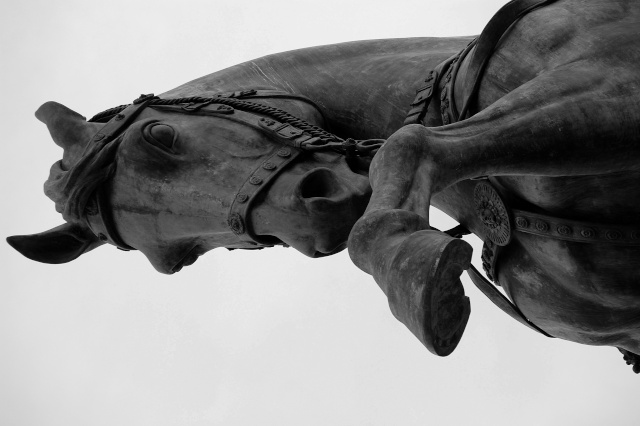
[171,250,200,273]
[312,242,347,258]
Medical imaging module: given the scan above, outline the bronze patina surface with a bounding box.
[7,0,640,373]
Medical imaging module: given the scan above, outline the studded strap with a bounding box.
[513,210,640,245]
[227,146,301,246]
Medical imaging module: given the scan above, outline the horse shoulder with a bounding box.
[446,0,640,349]
[498,234,640,350]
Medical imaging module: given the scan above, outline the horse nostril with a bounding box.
[298,168,342,199]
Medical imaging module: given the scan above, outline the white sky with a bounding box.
[1,1,638,425]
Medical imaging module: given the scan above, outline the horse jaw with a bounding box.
[35,101,103,169]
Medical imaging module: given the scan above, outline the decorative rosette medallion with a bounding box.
[473,182,512,246]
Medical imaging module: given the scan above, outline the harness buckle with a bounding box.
[276,125,304,139]
[258,117,286,132]
[258,118,307,140]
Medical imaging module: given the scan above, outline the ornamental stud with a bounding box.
[535,221,549,232]
[515,217,529,228]
[605,230,622,240]
[581,228,595,238]
[557,225,572,236]
[277,148,291,157]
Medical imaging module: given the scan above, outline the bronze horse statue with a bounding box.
[7,0,640,373]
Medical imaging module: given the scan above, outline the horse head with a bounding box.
[8,92,372,273]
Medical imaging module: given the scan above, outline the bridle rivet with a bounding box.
[277,148,291,157]
[581,228,595,238]
[236,192,249,203]
[557,225,572,236]
[262,162,276,170]
[114,113,125,121]
[93,133,105,141]
[606,230,622,240]
[249,176,263,185]
[534,221,548,232]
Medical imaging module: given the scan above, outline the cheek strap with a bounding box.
[227,146,302,247]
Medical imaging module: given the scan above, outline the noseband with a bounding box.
[87,90,384,250]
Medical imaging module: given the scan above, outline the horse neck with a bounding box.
[162,37,472,139]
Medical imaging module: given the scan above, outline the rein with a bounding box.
[90,90,384,158]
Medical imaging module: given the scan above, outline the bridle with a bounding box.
[86,90,385,251]
[89,90,384,155]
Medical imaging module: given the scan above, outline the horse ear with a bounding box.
[6,223,105,264]
[35,101,103,168]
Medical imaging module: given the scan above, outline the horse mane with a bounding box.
[44,134,122,225]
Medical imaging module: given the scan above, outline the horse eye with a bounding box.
[145,123,175,151]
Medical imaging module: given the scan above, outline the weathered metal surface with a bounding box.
[7,0,640,373]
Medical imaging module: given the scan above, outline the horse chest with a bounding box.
[489,172,640,344]
[496,174,640,224]
[497,232,640,345]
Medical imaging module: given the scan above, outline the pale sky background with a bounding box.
[1,1,639,425]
